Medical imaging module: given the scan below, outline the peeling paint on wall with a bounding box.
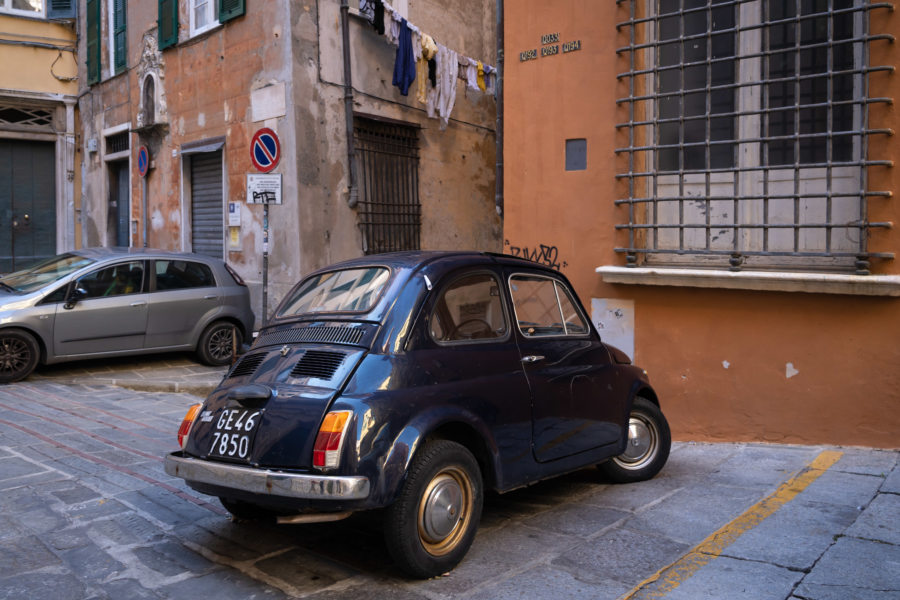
[591,298,635,360]
[786,363,799,379]
[722,360,730,369]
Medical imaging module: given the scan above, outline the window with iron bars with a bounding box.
[354,117,421,255]
[615,0,893,274]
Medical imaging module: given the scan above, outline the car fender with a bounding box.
[190,307,247,343]
[612,373,660,455]
[0,323,50,364]
[368,404,501,505]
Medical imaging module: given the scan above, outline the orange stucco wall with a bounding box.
[504,2,900,447]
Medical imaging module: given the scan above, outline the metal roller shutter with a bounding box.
[190,150,223,258]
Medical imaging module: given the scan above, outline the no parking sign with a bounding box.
[250,128,280,173]
[137,146,150,177]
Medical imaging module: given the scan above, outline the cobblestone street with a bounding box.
[1,380,897,599]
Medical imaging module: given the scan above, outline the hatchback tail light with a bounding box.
[177,404,202,449]
[225,263,247,287]
[313,411,351,470]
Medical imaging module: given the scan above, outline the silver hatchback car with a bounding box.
[0,248,255,383]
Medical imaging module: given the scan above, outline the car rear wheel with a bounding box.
[0,329,39,384]
[197,321,241,366]
[598,397,671,483]
[384,440,483,578]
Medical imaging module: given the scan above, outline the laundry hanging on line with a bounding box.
[361,0,497,130]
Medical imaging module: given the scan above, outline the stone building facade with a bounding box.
[76,0,499,322]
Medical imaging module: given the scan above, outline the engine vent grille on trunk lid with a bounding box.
[228,353,267,378]
[290,350,346,380]
[257,326,364,347]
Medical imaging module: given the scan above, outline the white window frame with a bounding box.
[189,0,219,37]
[0,0,43,17]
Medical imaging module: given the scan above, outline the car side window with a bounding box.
[76,262,144,299]
[509,275,589,337]
[430,273,508,342]
[154,260,215,290]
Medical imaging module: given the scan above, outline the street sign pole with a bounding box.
[263,202,269,325]
[249,128,281,326]
[138,146,150,247]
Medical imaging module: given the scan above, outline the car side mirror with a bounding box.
[64,286,88,309]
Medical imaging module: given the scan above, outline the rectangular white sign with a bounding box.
[246,173,282,204]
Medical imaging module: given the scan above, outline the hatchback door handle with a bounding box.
[521,355,545,363]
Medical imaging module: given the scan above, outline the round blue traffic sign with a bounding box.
[137,146,150,177]
[250,128,281,173]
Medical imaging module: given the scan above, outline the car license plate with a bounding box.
[208,408,262,460]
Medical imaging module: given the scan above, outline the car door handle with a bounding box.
[521,355,545,363]
[204,294,217,300]
[130,301,147,307]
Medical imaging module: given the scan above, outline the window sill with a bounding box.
[596,266,900,297]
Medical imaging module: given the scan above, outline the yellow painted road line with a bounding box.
[622,450,844,600]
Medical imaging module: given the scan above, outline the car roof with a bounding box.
[304,250,555,278]
[70,247,222,263]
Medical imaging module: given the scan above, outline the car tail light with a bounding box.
[177,404,202,449]
[225,263,247,287]
[313,411,351,470]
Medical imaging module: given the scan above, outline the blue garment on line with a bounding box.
[392,18,416,96]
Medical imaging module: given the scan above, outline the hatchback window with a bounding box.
[0,253,95,293]
[154,260,215,290]
[509,275,589,337]
[278,267,390,316]
[430,273,508,342]
[77,262,144,298]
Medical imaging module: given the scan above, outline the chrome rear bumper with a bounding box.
[164,453,370,500]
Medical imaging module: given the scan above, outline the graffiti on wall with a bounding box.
[505,240,567,270]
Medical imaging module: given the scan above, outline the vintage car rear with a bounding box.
[165,251,670,578]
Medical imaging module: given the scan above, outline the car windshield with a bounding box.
[277,267,390,316]
[0,254,96,293]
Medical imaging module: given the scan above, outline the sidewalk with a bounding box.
[30,352,227,397]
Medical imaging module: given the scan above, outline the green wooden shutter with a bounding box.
[113,0,127,73]
[47,0,77,19]
[218,0,245,24]
[86,0,100,84]
[158,0,179,50]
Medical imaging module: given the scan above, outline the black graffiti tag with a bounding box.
[505,240,567,270]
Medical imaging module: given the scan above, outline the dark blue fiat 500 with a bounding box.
[165,251,670,578]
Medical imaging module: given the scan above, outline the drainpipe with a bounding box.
[340,0,359,208]
[495,0,504,218]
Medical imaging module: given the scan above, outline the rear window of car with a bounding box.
[154,260,215,290]
[277,267,390,316]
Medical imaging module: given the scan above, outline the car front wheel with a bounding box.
[599,396,671,483]
[0,329,39,384]
[384,440,483,578]
[196,321,241,366]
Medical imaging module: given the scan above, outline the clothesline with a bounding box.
[359,0,497,130]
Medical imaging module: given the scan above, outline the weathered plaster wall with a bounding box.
[313,0,501,266]
[504,1,900,447]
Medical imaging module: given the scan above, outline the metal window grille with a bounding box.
[354,117,421,255]
[615,0,894,274]
[0,104,54,131]
[105,131,129,154]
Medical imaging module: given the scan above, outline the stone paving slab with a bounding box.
[30,353,227,397]
[0,380,897,600]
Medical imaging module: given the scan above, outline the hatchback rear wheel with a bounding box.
[197,321,241,366]
[384,440,482,578]
[0,329,39,383]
